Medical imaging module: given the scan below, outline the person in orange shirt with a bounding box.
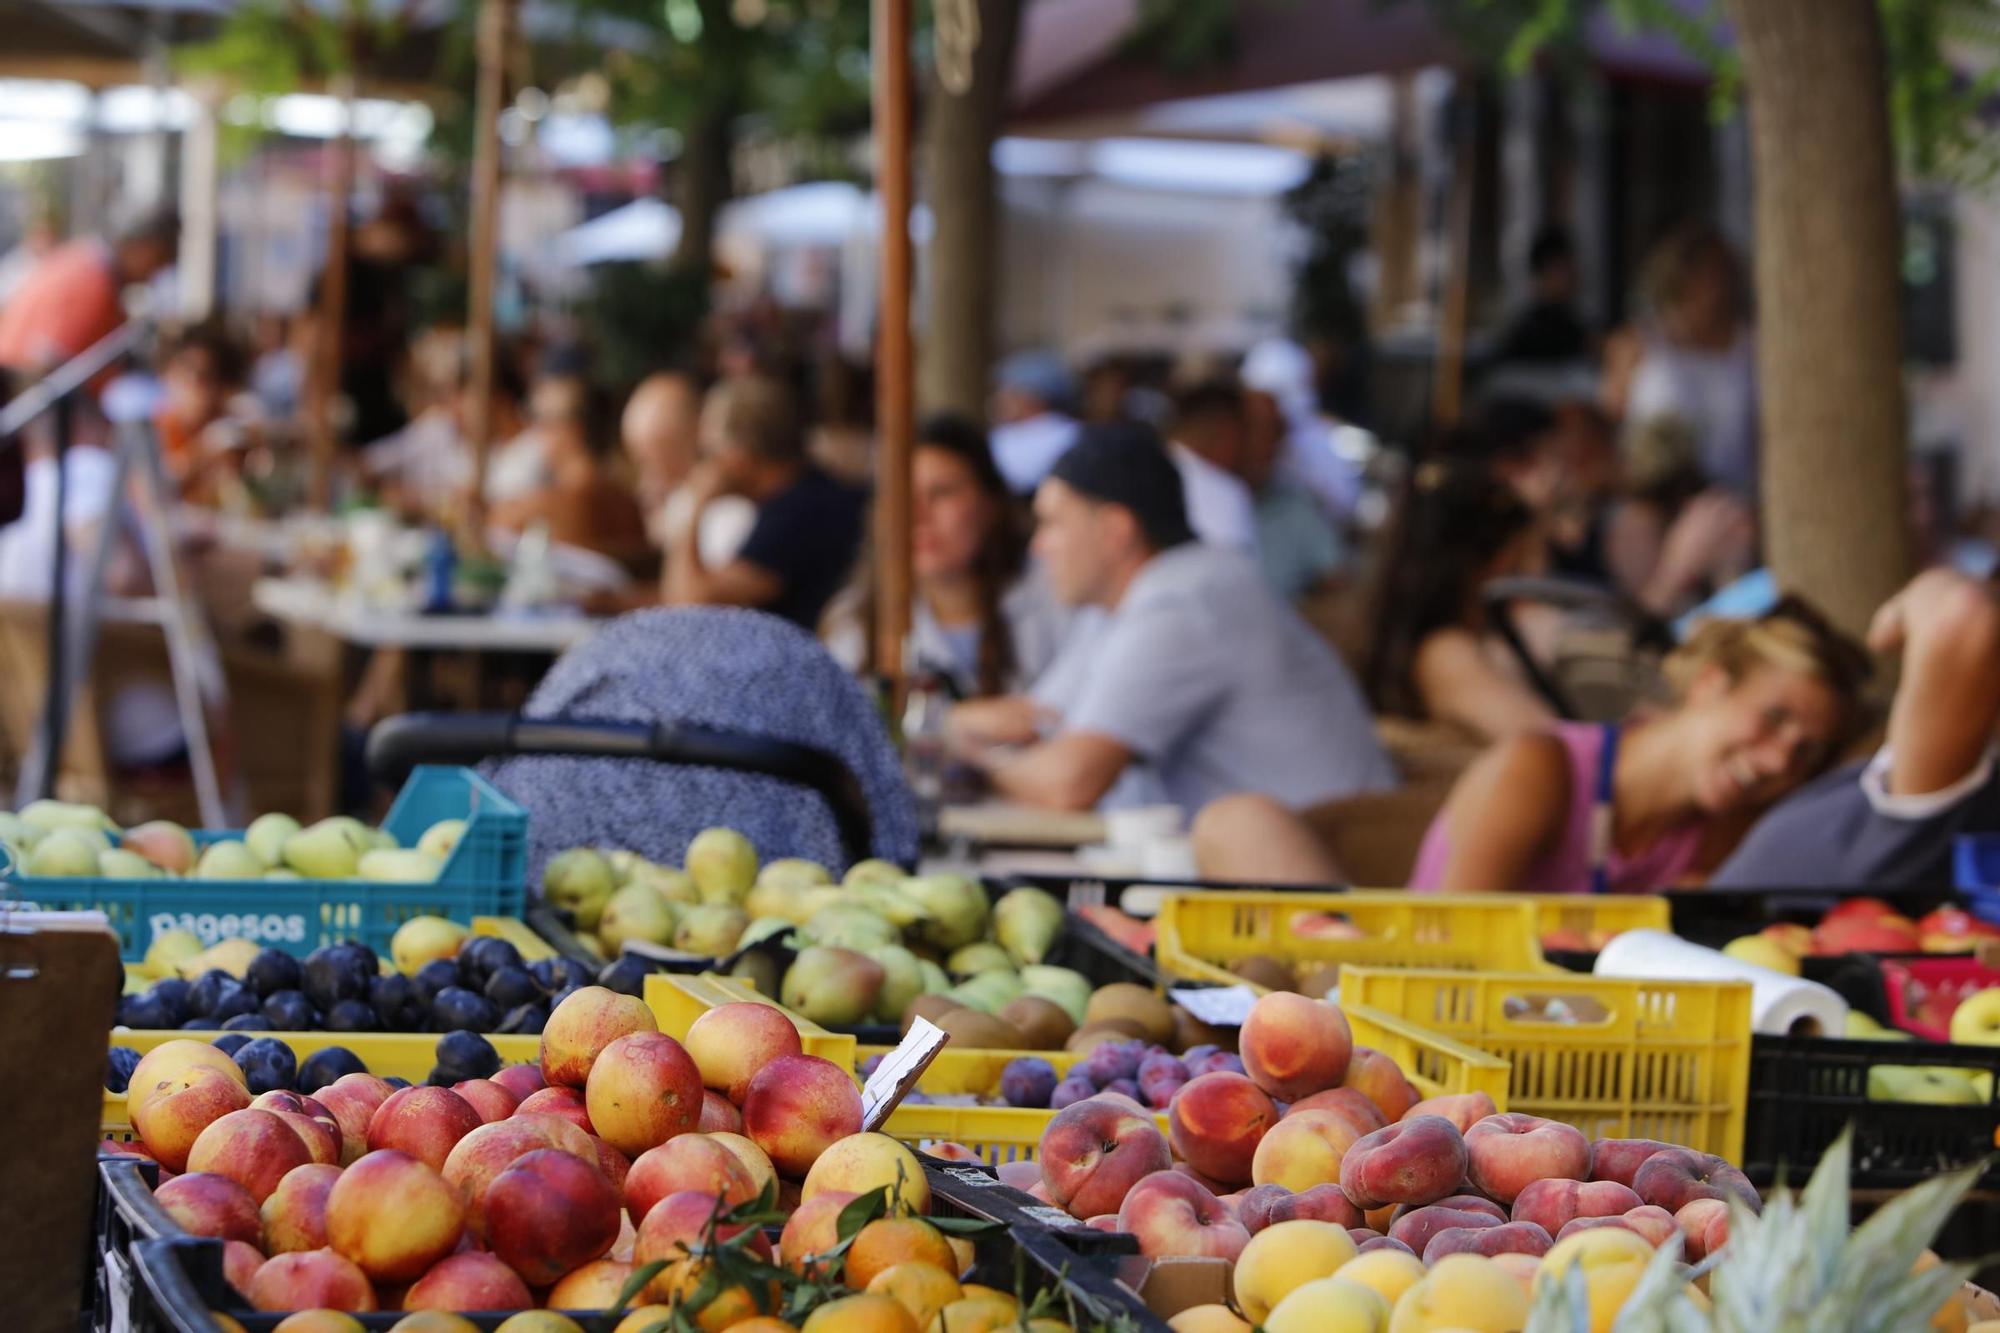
[0,209,178,380]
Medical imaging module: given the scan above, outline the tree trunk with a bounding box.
[672,98,734,283]
[917,0,1024,421]
[1724,0,1914,636]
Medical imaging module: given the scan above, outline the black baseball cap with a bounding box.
[1047,420,1196,551]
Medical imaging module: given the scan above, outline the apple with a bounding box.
[1116,1170,1253,1261]
[1040,1098,1173,1219]
[484,1147,622,1284]
[1950,986,2000,1046]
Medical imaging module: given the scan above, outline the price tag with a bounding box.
[860,1016,951,1131]
[1168,985,1260,1027]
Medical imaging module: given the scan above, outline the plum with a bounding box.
[260,990,316,1031]
[496,1002,547,1035]
[211,1033,254,1057]
[1000,1057,1059,1108]
[412,959,460,1005]
[431,987,498,1034]
[483,965,540,1010]
[234,1037,299,1094]
[297,1046,366,1093]
[1079,1039,1146,1088]
[1050,1076,1096,1109]
[436,1030,501,1081]
[324,999,377,1033]
[105,1046,142,1093]
[246,949,303,999]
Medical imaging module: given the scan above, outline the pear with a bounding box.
[391,915,470,974]
[901,875,990,950]
[371,829,399,850]
[674,903,750,956]
[606,848,647,887]
[19,799,116,836]
[144,929,204,975]
[598,884,682,953]
[993,886,1065,965]
[358,848,444,882]
[804,905,900,952]
[282,820,368,879]
[737,916,798,950]
[850,880,932,928]
[685,828,758,904]
[0,812,26,847]
[1019,965,1093,1027]
[416,818,467,863]
[180,937,261,981]
[948,970,1024,1016]
[19,829,99,877]
[745,878,808,924]
[543,848,617,931]
[873,944,927,1024]
[781,945,885,1026]
[197,840,267,880]
[244,813,301,869]
[758,857,832,888]
[634,865,698,905]
[947,942,1016,978]
[99,849,161,879]
[265,869,302,881]
[730,951,781,998]
[842,858,906,889]
[918,960,952,995]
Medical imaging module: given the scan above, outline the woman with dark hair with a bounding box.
[910,413,1066,697]
[1367,461,1555,742]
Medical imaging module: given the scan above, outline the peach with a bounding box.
[1233,1183,1289,1233]
[1168,1072,1277,1186]
[261,1163,343,1254]
[1534,1226,1658,1329]
[1240,993,1353,1101]
[1674,1197,1732,1261]
[1285,1086,1386,1135]
[1403,1091,1498,1134]
[221,1239,264,1296]
[442,1117,595,1236]
[700,1090,744,1134]
[515,1086,595,1134]
[1268,1182,1365,1228]
[1511,1178,1644,1236]
[491,1063,546,1100]
[1390,1252,1529,1332]
[247,1248,377,1312]
[450,1080,519,1124]
[1341,1047,1419,1123]
[269,1110,342,1167]
[707,1131,778,1200]
[742,1054,865,1178]
[311,1083,385,1165]
[1262,1276,1389,1333]
[996,1159,1041,1192]
[485,1147,622,1284]
[1357,1234,1415,1257]
[187,1109,316,1204]
[366,1087,483,1172]
[541,986,659,1087]
[924,1141,979,1165]
[1115,1170,1253,1262]
[546,1257,635,1309]
[1039,1098,1172,1219]
[1250,1109,1364,1193]
[592,1136,633,1191]
[635,1189,772,1292]
[1421,1219,1553,1265]
[844,1216,956,1290]
[1332,1245,1426,1310]
[1587,1137,1677,1189]
[1462,1113,1591,1205]
[1167,1305,1251,1333]
[1387,1203,1504,1256]
[1631,1148,1761,1215]
[1615,1203,1679,1247]
[1339,1115,1466,1210]
[684,1001,806,1104]
[1489,1249,1541,1300]
[129,1040,247,1103]
[1392,1193,1505,1226]
[584,1024,708,1152]
[1084,1214,1123,1232]
[132,1067,253,1173]
[324,1149,467,1281]
[867,1260,964,1329]
[155,1172,264,1246]
[402,1251,533,1311]
[778,1188,857,1277]
[802,1132,930,1215]
[627,1135,758,1226]
[1232,1217,1358,1321]
[1174,1158,1233,1194]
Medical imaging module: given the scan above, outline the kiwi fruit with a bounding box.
[932,1007,1027,1049]
[1230,954,1299,992]
[1065,1019,1147,1053]
[1083,982,1177,1045]
[999,995,1076,1051]
[902,993,965,1034]
[1171,1004,1234,1054]
[1297,963,1344,999]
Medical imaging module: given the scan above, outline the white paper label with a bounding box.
[860,1015,950,1131]
[1168,985,1260,1027]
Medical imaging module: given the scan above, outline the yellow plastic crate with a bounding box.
[471,914,559,961]
[1340,965,1753,1161]
[1526,896,1672,951]
[644,972,858,1068]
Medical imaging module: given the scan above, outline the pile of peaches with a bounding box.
[1005,991,1757,1332]
[104,988,1058,1333]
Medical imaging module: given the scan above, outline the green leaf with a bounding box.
[925,1215,1002,1235]
[611,1259,669,1315]
[836,1185,892,1242]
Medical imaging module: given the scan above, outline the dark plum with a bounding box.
[324,999,378,1033]
[412,959,460,1005]
[245,949,303,999]
[296,1046,366,1094]
[999,1057,1059,1109]
[210,1033,253,1057]
[596,955,652,998]
[431,987,498,1034]
[186,970,239,1018]
[105,1046,142,1093]
[435,1030,501,1081]
[207,981,258,1024]
[483,965,540,1011]
[221,1013,267,1031]
[259,990,316,1031]
[302,946,369,1011]
[369,974,416,1028]
[495,1003,547,1036]
[233,1037,298,1094]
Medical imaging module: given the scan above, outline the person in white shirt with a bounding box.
[1241,337,1362,520]
[987,350,1081,495]
[1165,379,1258,552]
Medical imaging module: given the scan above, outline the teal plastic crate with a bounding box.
[2,766,526,961]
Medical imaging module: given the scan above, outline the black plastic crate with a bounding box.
[1659,884,1957,949]
[1743,1033,2000,1191]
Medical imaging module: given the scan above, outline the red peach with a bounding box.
[1588,1137,1678,1189]
[485,1147,622,1285]
[1268,1182,1366,1229]
[187,1109,315,1204]
[778,1189,857,1277]
[250,1090,337,1122]
[683,1002,806,1104]
[402,1250,534,1311]
[1085,1214,1123,1233]
[1391,1194,1505,1226]
[636,1189,773,1294]
[324,1149,467,1282]
[155,1172,264,1246]
[700,1090,744,1135]
[491,1063,546,1100]
[1339,1115,1468,1210]
[1462,1113,1591,1205]
[585,1032,705,1157]
[1168,1072,1276,1186]
[268,1110,342,1167]
[451,1079,519,1124]
[1631,1149,1761,1215]
[1233,1183,1289,1234]
[1115,1170,1253,1261]
[1038,1098,1173,1220]
[541,986,659,1088]
[924,1141,979,1165]
[366,1087,483,1173]
[1341,1047,1420,1123]
[1388,1203,1504,1256]
[1675,1197,1732,1260]
[545,1258,635,1309]
[310,1083,383,1166]
[1554,1203,1680,1249]
[132,1067,253,1173]
[261,1163,343,1254]
[1286,1086,1388,1135]
[1402,1091,1499,1134]
[1248,1108,1364,1193]
[515,1085,595,1135]
[626,1135,758,1226]
[1358,1234,1417,1257]
[996,1159,1041,1192]
[1240,993,1354,1101]
[221,1240,263,1297]
[742,1054,864,1178]
[1422,1220,1553,1265]
[441,1117,597,1237]
[1173,1160,1234,1195]
[247,1248,377,1312]
[1510,1178,1643,1236]
[592,1136,632,1191]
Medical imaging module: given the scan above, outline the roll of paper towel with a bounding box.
[1593,929,1847,1037]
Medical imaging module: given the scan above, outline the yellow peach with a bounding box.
[1234,1219,1359,1323]
[1167,1305,1253,1333]
[1336,1248,1426,1310]
[1264,1276,1390,1333]
[1388,1254,1530,1333]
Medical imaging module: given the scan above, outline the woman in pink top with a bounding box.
[1409,600,1868,894]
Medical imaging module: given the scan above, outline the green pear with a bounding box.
[416,819,467,862]
[1020,965,1093,1026]
[282,820,364,879]
[850,880,932,928]
[197,840,267,880]
[543,848,617,931]
[947,970,1023,1016]
[729,950,781,998]
[19,799,116,836]
[98,848,161,879]
[918,959,952,995]
[686,828,758,904]
[758,857,831,888]
[598,884,682,952]
[265,869,302,881]
[993,886,1065,965]
[391,915,469,974]
[23,829,104,877]
[606,848,647,886]
[358,849,444,883]
[947,942,1017,978]
[842,858,906,889]
[803,905,900,952]
[244,813,301,869]
[873,944,926,1023]
[737,916,798,950]
[901,875,990,950]
[370,828,399,851]
[780,945,885,1025]
[0,812,28,847]
[673,903,750,956]
[631,864,698,905]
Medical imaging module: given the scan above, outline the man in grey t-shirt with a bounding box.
[948,422,1395,815]
[1715,568,2000,887]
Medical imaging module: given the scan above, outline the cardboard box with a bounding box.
[1115,1254,1234,1320]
